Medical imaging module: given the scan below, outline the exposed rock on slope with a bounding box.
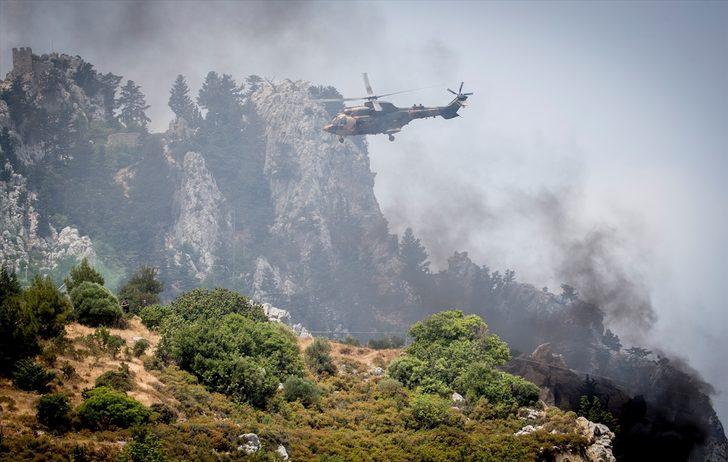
[0,161,94,274]
[166,151,230,280]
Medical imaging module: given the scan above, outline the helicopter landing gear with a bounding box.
[388,134,395,142]
[338,136,344,143]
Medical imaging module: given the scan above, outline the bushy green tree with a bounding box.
[304,337,336,376]
[117,266,164,314]
[118,427,167,462]
[77,386,150,430]
[139,304,174,330]
[63,257,104,293]
[168,312,302,407]
[368,335,405,350]
[578,395,620,432]
[12,359,55,392]
[406,392,454,430]
[133,338,150,357]
[283,376,321,407]
[0,266,21,301]
[454,363,539,408]
[0,270,39,371]
[36,393,71,431]
[70,281,123,327]
[167,287,266,323]
[388,310,537,412]
[24,275,71,339]
[118,80,150,131]
[94,364,134,391]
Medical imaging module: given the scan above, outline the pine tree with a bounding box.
[399,228,430,286]
[100,72,122,124]
[168,75,200,126]
[0,266,22,301]
[118,80,150,131]
[117,266,164,315]
[64,257,104,293]
[196,72,245,191]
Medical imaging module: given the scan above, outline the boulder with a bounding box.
[237,433,260,455]
[275,444,289,460]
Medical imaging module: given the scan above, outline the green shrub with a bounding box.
[456,363,540,409]
[342,335,360,346]
[63,257,104,294]
[407,393,452,429]
[77,386,150,429]
[133,338,150,357]
[388,310,536,411]
[150,402,177,424]
[117,266,164,315]
[304,337,336,376]
[12,359,55,392]
[167,287,267,323]
[283,376,321,407]
[139,304,173,330]
[23,275,72,339]
[36,393,71,430]
[368,335,405,349]
[578,396,620,433]
[387,356,427,388]
[94,363,134,391]
[70,281,123,327]
[377,377,407,399]
[0,295,40,371]
[118,427,167,462]
[168,312,303,407]
[85,327,126,358]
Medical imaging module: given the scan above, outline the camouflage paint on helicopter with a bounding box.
[319,73,472,142]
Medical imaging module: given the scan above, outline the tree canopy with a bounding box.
[64,257,104,293]
[388,310,538,411]
[168,74,201,126]
[117,266,164,314]
[118,80,150,131]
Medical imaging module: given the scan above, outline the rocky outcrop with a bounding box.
[0,162,94,275]
[576,416,616,462]
[166,151,230,280]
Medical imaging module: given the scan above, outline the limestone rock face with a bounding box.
[167,151,230,280]
[0,162,95,274]
[576,416,616,462]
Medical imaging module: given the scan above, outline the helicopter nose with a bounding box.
[323,124,333,133]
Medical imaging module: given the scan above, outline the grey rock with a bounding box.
[237,433,260,455]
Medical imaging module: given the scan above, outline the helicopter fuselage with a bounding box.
[323,98,462,139]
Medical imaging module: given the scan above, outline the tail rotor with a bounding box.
[447,82,473,103]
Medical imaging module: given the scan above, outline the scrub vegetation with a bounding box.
[0,263,589,461]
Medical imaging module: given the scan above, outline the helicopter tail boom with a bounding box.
[440,82,472,119]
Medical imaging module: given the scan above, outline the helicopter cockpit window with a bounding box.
[334,116,347,126]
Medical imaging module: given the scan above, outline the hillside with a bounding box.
[0,309,615,462]
[0,49,726,461]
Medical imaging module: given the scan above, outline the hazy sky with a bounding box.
[2,0,727,420]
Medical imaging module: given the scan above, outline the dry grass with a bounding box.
[297,337,402,370]
[63,317,164,406]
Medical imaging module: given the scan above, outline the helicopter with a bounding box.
[318,73,472,142]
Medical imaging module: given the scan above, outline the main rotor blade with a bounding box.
[447,88,457,95]
[313,96,371,102]
[362,73,374,96]
[459,82,464,93]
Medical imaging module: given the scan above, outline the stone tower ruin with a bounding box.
[11,47,33,76]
